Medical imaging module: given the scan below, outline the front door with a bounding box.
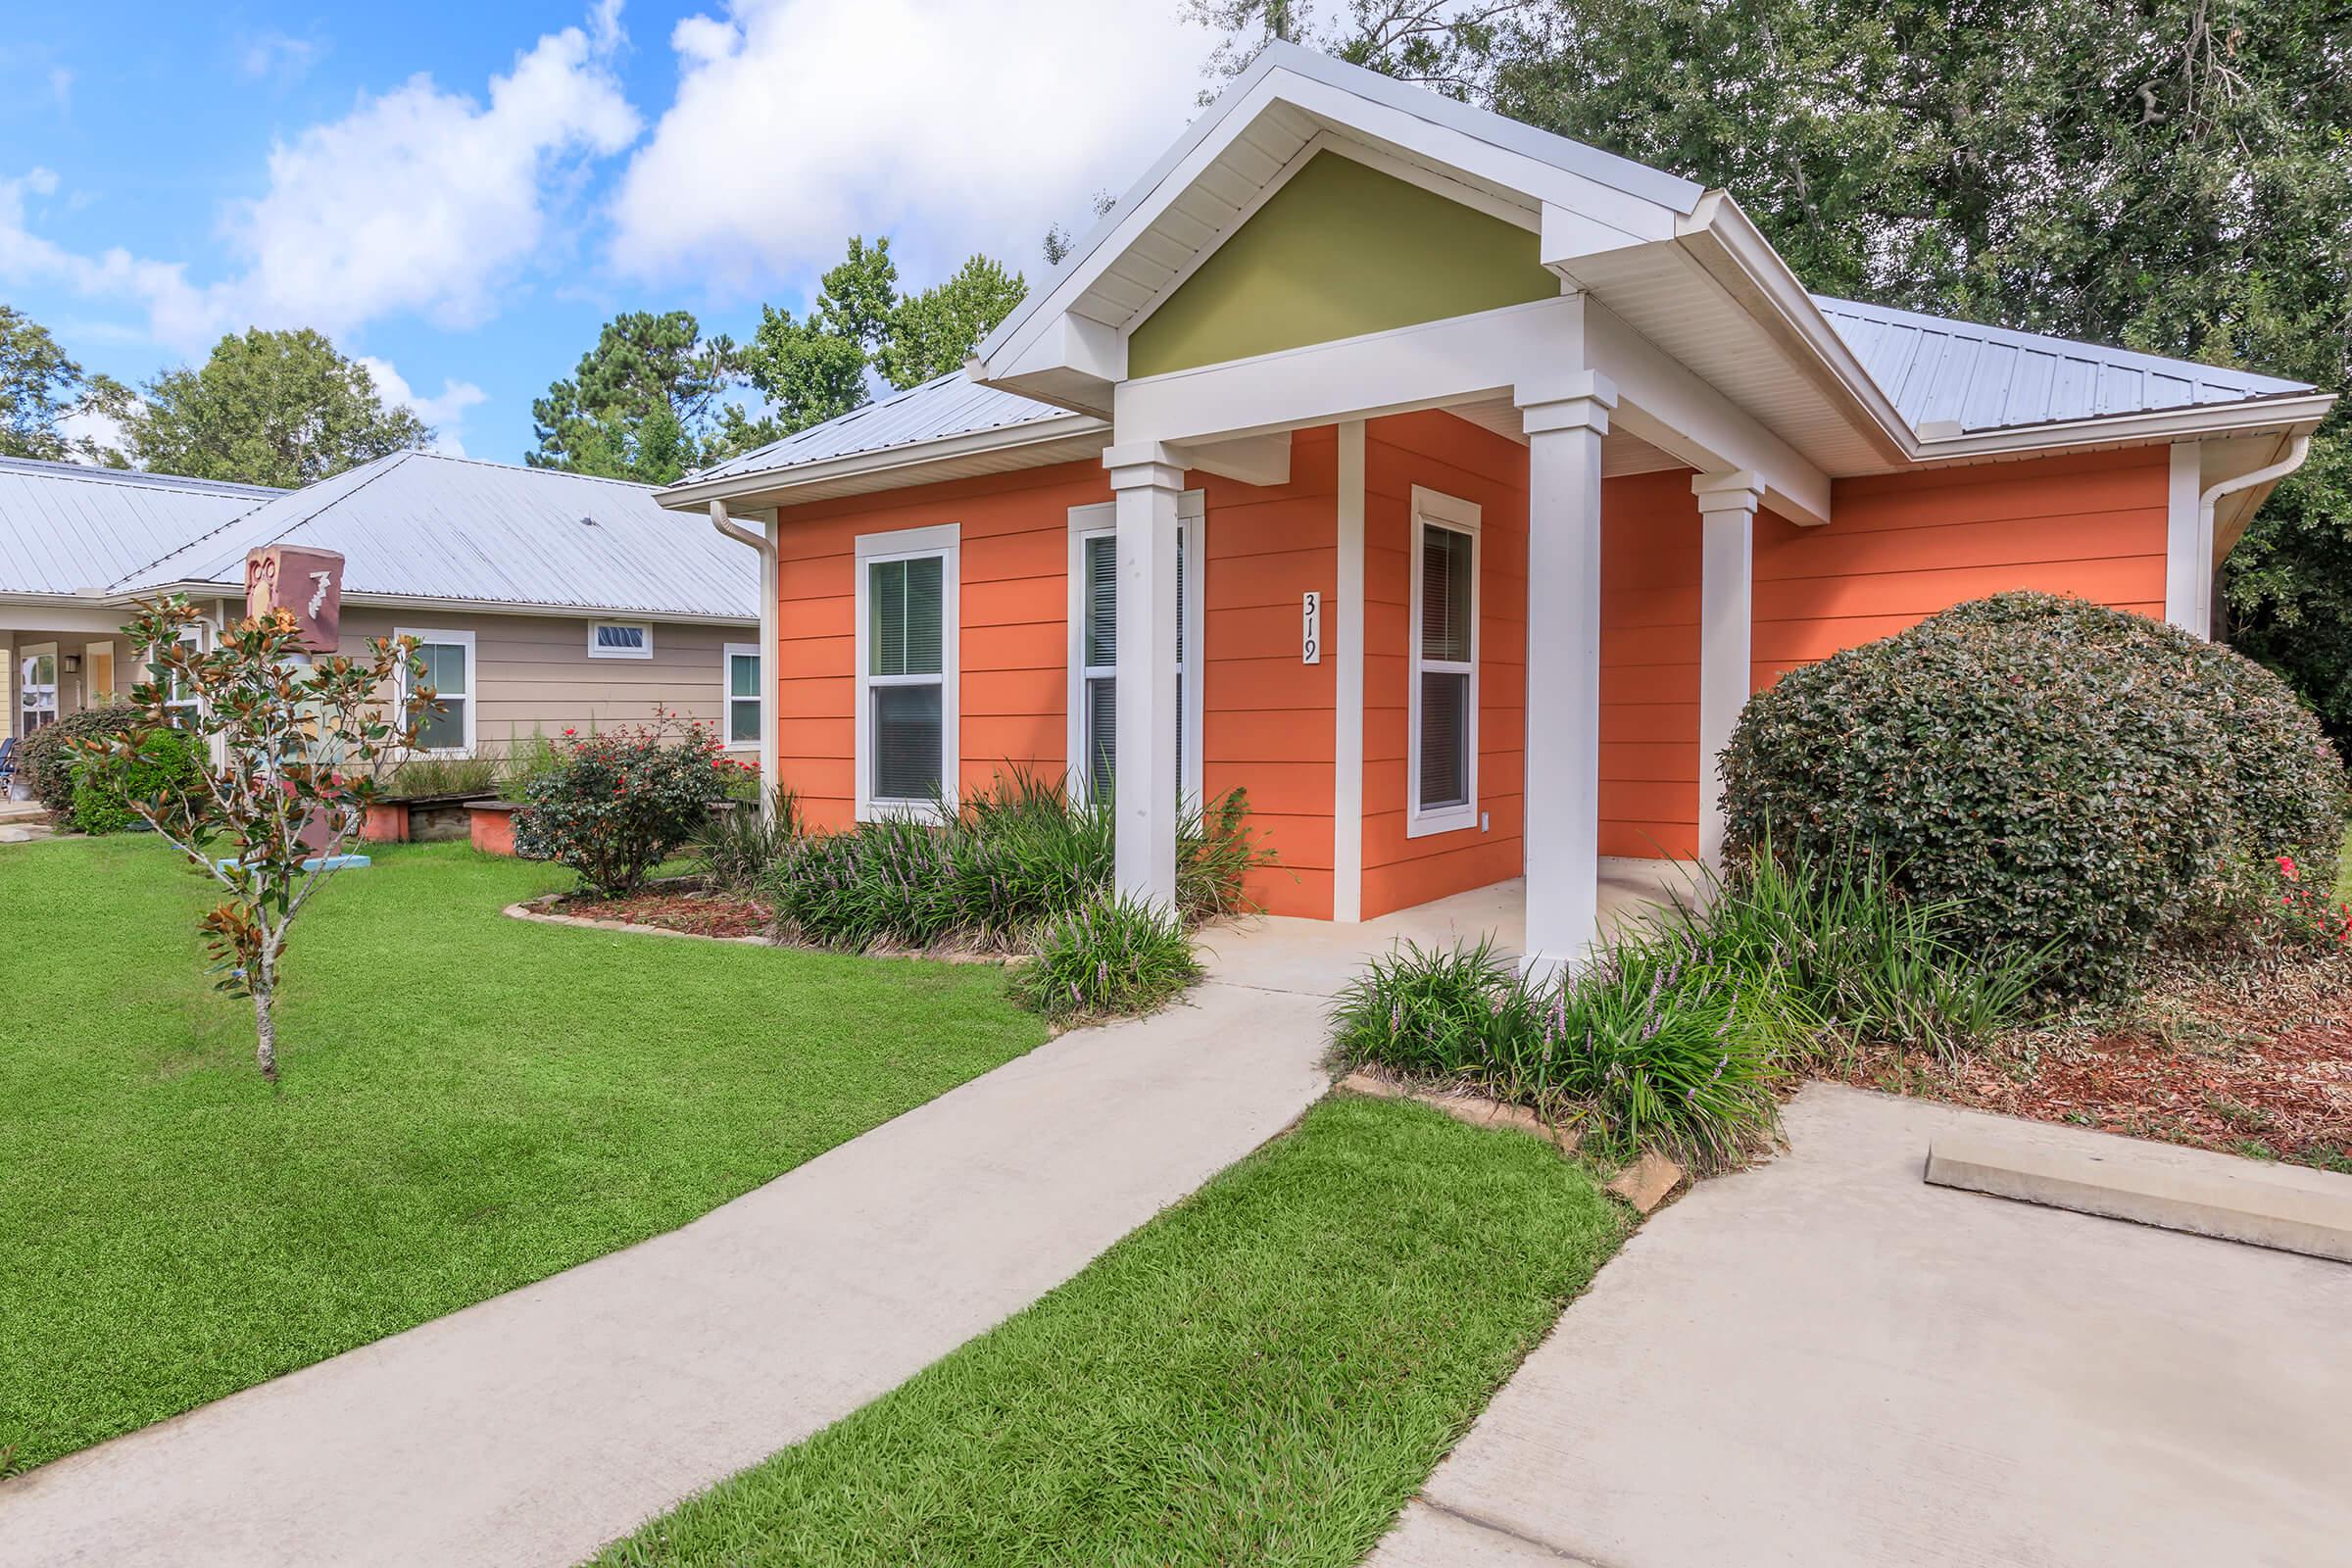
[19,646,57,733]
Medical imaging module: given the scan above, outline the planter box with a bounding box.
[361,802,412,844]
[468,799,523,858]
[373,791,479,844]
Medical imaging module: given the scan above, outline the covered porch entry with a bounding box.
[1081,289,1818,977]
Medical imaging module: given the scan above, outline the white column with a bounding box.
[1516,372,1615,985]
[2162,440,2209,637]
[1693,470,1762,871]
[1104,442,1187,911]
[1332,420,1366,922]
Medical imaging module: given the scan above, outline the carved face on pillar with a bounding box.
[244,547,345,653]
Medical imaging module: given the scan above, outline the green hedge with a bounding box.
[1722,592,2347,993]
[68,728,204,835]
[15,706,138,812]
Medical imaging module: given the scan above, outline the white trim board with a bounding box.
[1405,484,1482,840]
[853,522,960,823]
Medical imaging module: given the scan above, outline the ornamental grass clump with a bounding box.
[1331,933,1804,1172]
[1013,892,1202,1023]
[1722,591,2348,996]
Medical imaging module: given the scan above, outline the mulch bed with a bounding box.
[1826,952,2352,1170]
[554,889,772,940]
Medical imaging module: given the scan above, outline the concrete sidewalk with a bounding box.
[0,920,1370,1568]
[1370,1084,2352,1568]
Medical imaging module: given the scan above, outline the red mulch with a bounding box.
[557,889,772,939]
[1826,954,2352,1168]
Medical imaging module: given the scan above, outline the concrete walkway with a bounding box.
[1370,1084,2352,1568]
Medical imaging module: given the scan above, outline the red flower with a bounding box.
[2278,855,2299,881]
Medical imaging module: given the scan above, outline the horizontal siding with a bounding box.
[1597,469,1702,860]
[1359,410,1529,917]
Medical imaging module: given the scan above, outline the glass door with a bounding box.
[19,647,57,733]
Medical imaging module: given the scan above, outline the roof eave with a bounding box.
[658,413,1111,514]
[1911,391,2335,464]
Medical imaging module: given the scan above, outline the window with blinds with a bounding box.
[865,553,946,805]
[1408,494,1480,833]
[1075,520,1193,807]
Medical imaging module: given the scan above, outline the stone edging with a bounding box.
[1336,1068,1690,1212]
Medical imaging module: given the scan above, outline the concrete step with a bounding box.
[1926,1123,2352,1263]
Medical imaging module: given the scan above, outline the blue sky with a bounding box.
[0,1,1212,464]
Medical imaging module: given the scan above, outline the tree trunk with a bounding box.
[252,979,279,1083]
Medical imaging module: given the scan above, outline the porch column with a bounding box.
[1517,372,1616,985]
[1104,441,1187,911]
[1693,470,1762,871]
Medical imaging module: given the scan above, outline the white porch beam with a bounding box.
[1693,471,1762,870]
[0,602,133,635]
[1113,297,1586,447]
[1518,371,1615,985]
[1585,303,1832,528]
[1105,441,1187,911]
[1172,430,1292,489]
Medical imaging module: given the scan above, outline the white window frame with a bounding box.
[1065,492,1204,809]
[152,625,207,725]
[19,642,59,734]
[721,641,761,753]
[587,620,654,660]
[1405,485,1481,839]
[396,625,478,759]
[854,523,959,823]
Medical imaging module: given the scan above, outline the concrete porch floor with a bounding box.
[1201,856,1697,995]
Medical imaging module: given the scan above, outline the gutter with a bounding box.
[2198,432,2313,634]
[657,412,1107,514]
[709,501,781,824]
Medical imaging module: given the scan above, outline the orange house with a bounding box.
[662,46,2330,977]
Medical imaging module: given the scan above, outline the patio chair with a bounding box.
[0,735,15,790]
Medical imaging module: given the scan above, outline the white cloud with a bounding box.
[48,67,73,114]
[358,356,489,458]
[0,7,641,353]
[607,0,1210,293]
[58,400,130,464]
[240,31,325,83]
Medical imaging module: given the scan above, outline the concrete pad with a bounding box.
[0,957,1337,1567]
[1376,1085,2352,1568]
[1927,1125,2352,1263]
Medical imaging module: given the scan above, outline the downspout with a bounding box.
[710,502,781,823]
[2195,433,2312,639]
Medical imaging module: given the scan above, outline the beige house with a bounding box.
[2,452,760,784]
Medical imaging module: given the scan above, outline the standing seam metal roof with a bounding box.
[0,457,280,597]
[111,450,758,619]
[689,372,1090,485]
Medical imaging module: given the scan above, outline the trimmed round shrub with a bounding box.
[14,705,137,811]
[513,714,732,897]
[67,726,204,835]
[1722,592,2347,994]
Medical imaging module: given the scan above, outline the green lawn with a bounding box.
[599,1096,1628,1568]
[0,836,1048,1473]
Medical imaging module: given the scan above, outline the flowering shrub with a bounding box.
[1724,592,2348,996]
[2251,855,2352,952]
[513,710,733,897]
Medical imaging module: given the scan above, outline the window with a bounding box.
[723,643,761,750]
[588,621,653,660]
[397,627,476,756]
[1407,487,1480,836]
[1066,496,1203,808]
[152,628,203,725]
[18,645,57,734]
[855,524,958,819]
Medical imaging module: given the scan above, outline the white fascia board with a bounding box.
[1909,393,2333,463]
[1115,296,1584,446]
[655,413,1109,514]
[0,596,128,633]
[1586,302,1832,526]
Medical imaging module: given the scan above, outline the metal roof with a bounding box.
[0,457,280,597]
[1814,296,2311,434]
[113,450,758,621]
[684,297,2312,491]
[691,372,1093,484]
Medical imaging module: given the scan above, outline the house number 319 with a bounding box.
[1301,591,1323,665]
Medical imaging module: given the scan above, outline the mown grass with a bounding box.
[598,1095,1627,1568]
[0,835,1047,1473]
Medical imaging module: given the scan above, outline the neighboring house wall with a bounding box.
[327,607,753,756]
[1,628,143,741]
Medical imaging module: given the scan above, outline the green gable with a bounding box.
[1124,151,1561,379]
